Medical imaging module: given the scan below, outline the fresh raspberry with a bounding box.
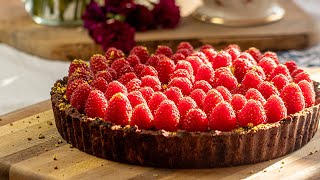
[134,64,146,77]
[245,88,266,105]
[241,71,263,90]
[214,73,238,91]
[91,77,108,93]
[126,78,141,92]
[105,93,132,126]
[193,80,212,93]
[178,96,198,119]
[111,58,130,73]
[191,52,209,64]
[251,66,266,80]
[175,60,194,75]
[216,86,232,102]
[95,70,113,83]
[126,54,140,67]
[226,46,240,61]
[130,103,154,129]
[269,64,291,81]
[141,75,162,91]
[104,81,128,100]
[68,67,91,82]
[66,79,87,101]
[127,91,147,108]
[154,100,180,131]
[90,54,108,74]
[284,60,298,74]
[231,94,247,112]
[257,81,279,99]
[271,74,290,92]
[105,47,124,64]
[209,101,237,131]
[262,51,279,64]
[168,77,193,95]
[118,65,134,78]
[211,51,232,69]
[294,71,312,83]
[68,59,90,76]
[171,53,186,64]
[106,67,117,80]
[238,99,266,127]
[181,109,208,132]
[118,72,137,85]
[156,59,176,84]
[176,48,192,57]
[280,83,305,114]
[200,44,214,51]
[225,44,241,51]
[264,95,287,123]
[155,45,173,57]
[258,57,277,77]
[202,48,217,63]
[185,56,203,74]
[298,80,315,108]
[170,69,193,82]
[146,54,167,67]
[177,42,193,52]
[148,92,167,114]
[245,47,262,63]
[164,87,183,105]
[291,68,304,78]
[195,64,215,84]
[85,90,108,118]
[139,87,154,102]
[130,46,149,64]
[70,83,92,112]
[232,57,253,83]
[203,89,224,114]
[190,89,206,107]
[214,67,232,80]
[140,66,158,77]
[239,52,256,66]
[231,84,247,95]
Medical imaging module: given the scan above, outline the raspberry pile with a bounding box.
[66,43,316,132]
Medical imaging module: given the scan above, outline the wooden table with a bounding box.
[0,68,320,180]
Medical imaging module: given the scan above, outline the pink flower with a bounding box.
[152,0,180,28]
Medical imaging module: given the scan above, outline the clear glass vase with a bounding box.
[24,0,90,26]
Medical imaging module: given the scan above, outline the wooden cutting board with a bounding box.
[0,68,320,180]
[0,0,319,61]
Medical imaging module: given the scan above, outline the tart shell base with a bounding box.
[51,78,320,168]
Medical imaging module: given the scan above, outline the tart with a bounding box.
[51,43,320,168]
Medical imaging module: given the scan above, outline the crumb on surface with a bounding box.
[10,123,13,126]
[53,155,57,160]
[37,116,40,118]
[54,166,58,170]
[47,121,53,125]
[38,134,45,139]
[27,137,32,141]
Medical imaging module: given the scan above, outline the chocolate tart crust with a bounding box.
[51,78,320,168]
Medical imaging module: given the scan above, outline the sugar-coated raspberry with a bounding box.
[245,47,262,63]
[298,80,315,108]
[148,92,167,114]
[284,60,298,74]
[245,88,266,105]
[130,103,154,130]
[226,46,240,62]
[155,45,173,57]
[193,80,212,93]
[214,67,232,80]
[105,47,124,63]
[146,54,166,67]
[141,75,162,91]
[104,81,128,100]
[156,59,176,84]
[154,100,180,131]
[200,44,214,51]
[269,64,291,81]
[139,87,154,102]
[171,53,186,64]
[175,60,194,76]
[90,54,108,74]
[216,86,232,102]
[209,101,237,131]
[231,94,247,112]
[271,74,290,92]
[202,48,217,63]
[211,51,232,69]
[164,87,183,105]
[91,77,108,93]
[68,59,90,76]
[291,68,304,78]
[232,57,253,83]
[140,66,158,77]
[127,91,147,108]
[171,69,193,82]
[264,95,287,123]
[257,81,279,99]
[176,48,192,57]
[258,57,277,77]
[214,73,238,91]
[280,83,305,115]
[225,44,241,51]
[191,51,209,64]
[130,46,149,64]
[111,58,130,73]
[251,66,266,80]
[106,67,117,80]
[190,89,206,107]
[85,90,108,118]
[66,79,87,101]
[118,65,134,78]
[68,67,91,82]
[181,109,208,132]
[238,99,266,127]
[241,71,263,90]
[105,93,132,126]
[294,71,312,83]
[118,72,137,85]
[95,70,113,83]
[195,64,215,84]
[239,52,256,66]
[126,78,141,92]
[177,41,193,52]
[134,64,146,77]
[262,51,279,64]
[185,56,203,74]
[178,96,198,119]
[126,54,141,67]
[203,89,224,114]
[168,77,193,95]
[70,83,92,112]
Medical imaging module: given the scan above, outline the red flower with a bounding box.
[126,4,154,31]
[82,0,106,29]
[152,0,180,28]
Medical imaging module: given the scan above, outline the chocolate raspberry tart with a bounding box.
[51,43,320,168]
